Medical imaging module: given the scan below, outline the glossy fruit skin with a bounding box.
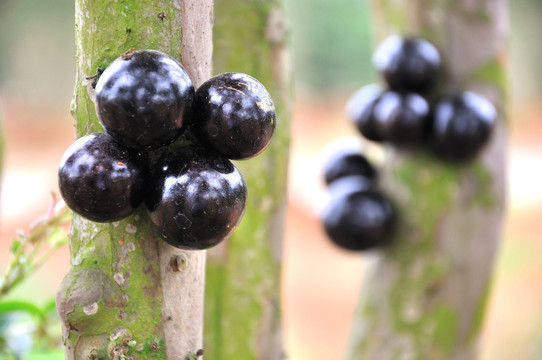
[95,50,194,150]
[321,189,396,251]
[58,133,144,222]
[145,146,247,250]
[323,148,376,185]
[345,84,385,142]
[327,175,374,199]
[432,91,497,161]
[373,35,441,92]
[373,91,430,146]
[190,72,276,160]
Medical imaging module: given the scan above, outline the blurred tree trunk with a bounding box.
[204,1,291,359]
[345,1,508,359]
[56,1,212,359]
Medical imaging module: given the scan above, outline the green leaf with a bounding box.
[0,302,44,320]
[25,350,65,360]
[9,238,22,256]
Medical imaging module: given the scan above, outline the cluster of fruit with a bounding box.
[321,147,396,251]
[320,35,497,252]
[347,35,497,161]
[58,50,276,250]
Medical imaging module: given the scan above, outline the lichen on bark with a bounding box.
[344,1,508,359]
[57,1,212,359]
[57,210,168,359]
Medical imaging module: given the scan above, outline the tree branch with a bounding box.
[204,0,291,358]
[344,1,508,359]
[56,1,212,359]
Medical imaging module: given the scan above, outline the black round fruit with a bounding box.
[373,35,441,92]
[432,91,497,161]
[323,148,376,185]
[95,50,194,150]
[58,133,144,222]
[321,189,396,251]
[373,91,430,146]
[345,84,385,142]
[190,72,276,160]
[145,146,247,250]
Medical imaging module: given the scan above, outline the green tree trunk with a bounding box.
[56,1,212,359]
[204,1,291,359]
[344,1,508,359]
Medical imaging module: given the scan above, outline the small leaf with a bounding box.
[9,239,22,256]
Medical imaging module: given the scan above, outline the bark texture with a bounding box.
[56,1,212,359]
[344,1,508,359]
[204,1,291,359]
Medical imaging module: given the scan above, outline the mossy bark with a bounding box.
[56,1,212,359]
[204,1,290,359]
[344,1,508,359]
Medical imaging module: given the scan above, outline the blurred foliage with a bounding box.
[0,300,64,360]
[1,196,69,297]
[284,0,376,94]
[0,0,75,110]
[0,198,69,359]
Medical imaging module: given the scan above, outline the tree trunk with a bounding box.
[204,1,290,359]
[344,1,508,359]
[56,1,212,359]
